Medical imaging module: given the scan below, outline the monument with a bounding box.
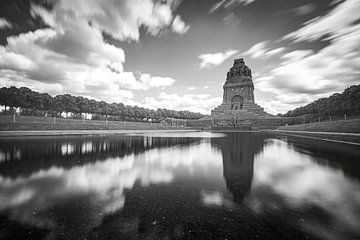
[210,58,272,127]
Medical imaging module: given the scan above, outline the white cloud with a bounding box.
[145,92,222,114]
[284,0,360,41]
[265,47,286,57]
[139,74,176,89]
[255,0,360,113]
[0,18,12,29]
[242,41,285,59]
[171,15,190,34]
[198,49,239,69]
[210,0,256,12]
[0,0,182,104]
[281,50,313,62]
[187,86,196,90]
[243,42,267,59]
[34,0,189,42]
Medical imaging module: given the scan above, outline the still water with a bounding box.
[0,132,360,240]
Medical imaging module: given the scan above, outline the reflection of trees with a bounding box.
[212,132,265,202]
[0,136,199,178]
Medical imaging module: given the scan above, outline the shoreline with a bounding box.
[0,129,199,137]
[268,129,360,146]
[1,129,360,143]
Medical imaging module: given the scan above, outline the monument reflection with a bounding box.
[211,132,264,203]
[1,133,360,240]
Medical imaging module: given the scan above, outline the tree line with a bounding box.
[280,84,360,117]
[0,86,205,121]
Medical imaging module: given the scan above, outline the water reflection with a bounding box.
[0,135,224,239]
[211,132,265,203]
[0,132,359,240]
[0,136,204,178]
[249,138,360,240]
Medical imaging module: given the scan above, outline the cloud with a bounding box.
[210,0,256,12]
[33,0,189,42]
[0,18,12,29]
[284,0,360,41]
[242,41,285,59]
[144,92,222,114]
[277,3,316,17]
[0,0,182,104]
[256,34,360,112]
[292,3,316,16]
[254,0,360,113]
[171,15,190,34]
[139,74,176,89]
[198,49,239,69]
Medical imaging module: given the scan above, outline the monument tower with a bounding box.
[211,58,271,124]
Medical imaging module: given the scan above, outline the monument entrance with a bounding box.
[231,95,243,110]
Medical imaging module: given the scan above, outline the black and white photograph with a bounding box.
[0,0,360,239]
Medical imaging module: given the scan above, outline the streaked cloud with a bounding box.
[0,0,182,104]
[252,0,360,113]
[284,0,360,41]
[171,15,190,34]
[32,0,189,42]
[198,49,239,69]
[210,0,256,13]
[242,41,285,59]
[277,3,316,17]
[0,18,12,29]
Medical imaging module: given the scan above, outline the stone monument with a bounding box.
[211,58,272,126]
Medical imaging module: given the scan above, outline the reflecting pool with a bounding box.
[0,132,359,240]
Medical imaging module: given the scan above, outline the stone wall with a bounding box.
[187,115,311,129]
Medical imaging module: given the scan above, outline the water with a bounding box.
[0,132,359,240]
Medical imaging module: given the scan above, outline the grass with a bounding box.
[0,115,188,131]
[277,118,360,133]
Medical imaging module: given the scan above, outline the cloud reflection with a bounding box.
[249,139,360,240]
[0,138,222,238]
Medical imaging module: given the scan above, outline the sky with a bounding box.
[0,0,359,114]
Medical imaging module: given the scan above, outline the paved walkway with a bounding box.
[271,130,360,146]
[274,129,360,136]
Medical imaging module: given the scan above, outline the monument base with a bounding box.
[211,102,273,120]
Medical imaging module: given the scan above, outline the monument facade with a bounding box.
[211,58,272,126]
